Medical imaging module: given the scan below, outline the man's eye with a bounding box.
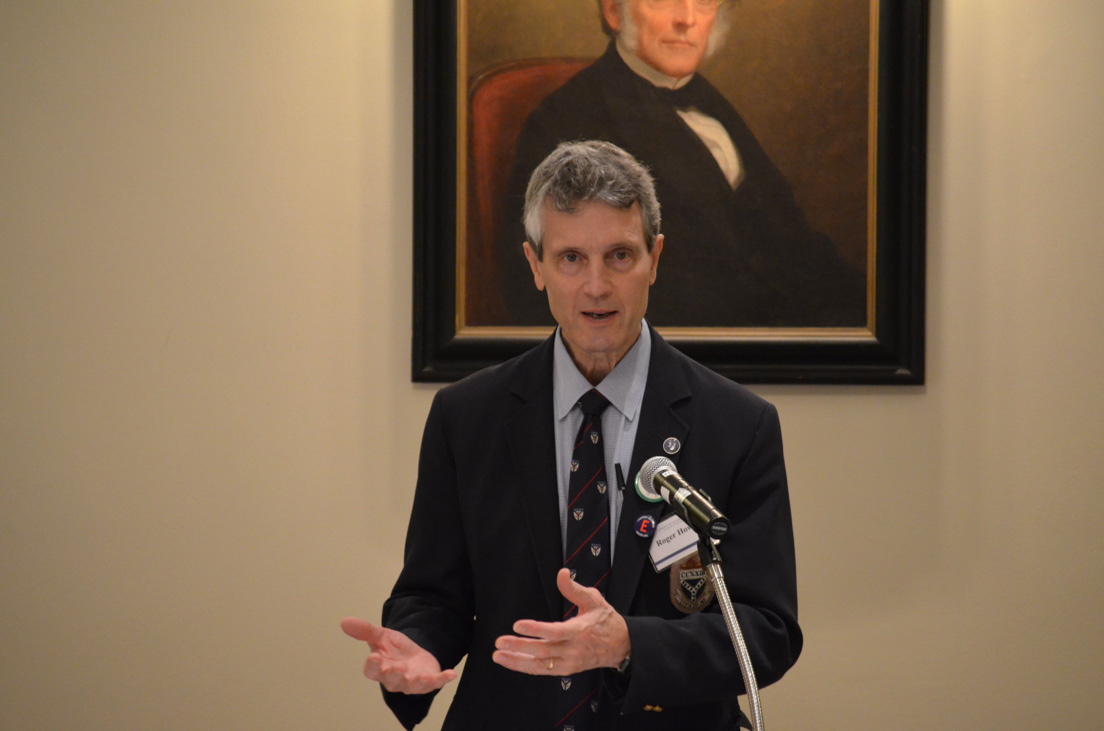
[563,253,579,263]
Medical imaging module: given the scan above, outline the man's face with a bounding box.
[524,200,662,372]
[603,0,720,79]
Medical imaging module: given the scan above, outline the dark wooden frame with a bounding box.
[412,0,928,384]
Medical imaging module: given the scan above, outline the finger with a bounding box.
[494,633,557,657]
[556,568,604,612]
[340,617,385,646]
[402,669,458,694]
[492,649,563,676]
[340,617,373,640]
[369,654,458,693]
[363,652,392,682]
[434,668,459,688]
[510,619,572,642]
[373,657,428,693]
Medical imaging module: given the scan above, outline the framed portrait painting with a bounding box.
[413,0,928,384]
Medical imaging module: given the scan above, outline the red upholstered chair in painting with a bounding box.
[464,58,590,325]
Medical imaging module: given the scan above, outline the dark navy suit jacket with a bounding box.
[381,326,801,729]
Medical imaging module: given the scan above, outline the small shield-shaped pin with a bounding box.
[591,700,600,713]
[561,677,572,691]
[570,460,579,473]
[596,481,607,494]
[590,543,602,556]
[590,430,599,444]
[573,508,584,521]
[564,725,574,731]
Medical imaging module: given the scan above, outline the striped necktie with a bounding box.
[557,388,612,730]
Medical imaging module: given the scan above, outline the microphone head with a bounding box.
[635,456,675,503]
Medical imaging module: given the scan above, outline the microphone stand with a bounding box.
[697,535,764,731]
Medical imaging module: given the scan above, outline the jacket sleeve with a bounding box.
[616,402,802,713]
[379,392,476,729]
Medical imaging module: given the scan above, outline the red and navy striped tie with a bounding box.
[557,388,611,730]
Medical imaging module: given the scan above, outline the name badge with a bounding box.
[647,514,698,572]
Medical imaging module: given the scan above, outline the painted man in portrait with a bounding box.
[497,0,866,328]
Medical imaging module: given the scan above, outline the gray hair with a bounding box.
[522,140,661,259]
[598,0,733,58]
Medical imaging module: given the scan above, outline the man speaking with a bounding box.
[498,0,865,328]
[343,141,801,730]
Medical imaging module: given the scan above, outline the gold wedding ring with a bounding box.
[547,657,555,671]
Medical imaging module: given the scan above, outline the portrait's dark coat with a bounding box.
[382,326,802,729]
[499,42,865,328]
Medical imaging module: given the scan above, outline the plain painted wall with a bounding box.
[1,1,1102,728]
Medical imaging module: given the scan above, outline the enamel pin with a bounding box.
[634,515,657,538]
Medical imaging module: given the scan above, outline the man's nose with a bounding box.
[582,263,614,297]
[671,0,697,25]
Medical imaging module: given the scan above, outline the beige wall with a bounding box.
[1,1,1102,728]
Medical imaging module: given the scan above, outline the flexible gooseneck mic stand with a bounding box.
[697,535,764,731]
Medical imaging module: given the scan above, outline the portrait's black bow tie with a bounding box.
[652,78,709,109]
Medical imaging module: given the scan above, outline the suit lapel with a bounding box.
[608,329,692,613]
[504,337,565,621]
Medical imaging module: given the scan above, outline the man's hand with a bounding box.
[491,568,631,676]
[340,617,458,694]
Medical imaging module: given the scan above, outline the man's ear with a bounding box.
[648,234,663,285]
[600,0,622,33]
[522,242,546,292]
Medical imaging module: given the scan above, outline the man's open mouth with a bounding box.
[583,311,615,320]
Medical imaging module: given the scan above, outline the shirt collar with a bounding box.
[615,38,694,90]
[553,321,652,421]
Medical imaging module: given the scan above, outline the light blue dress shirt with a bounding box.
[552,321,652,562]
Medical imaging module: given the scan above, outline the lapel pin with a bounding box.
[634,515,657,538]
[663,437,680,454]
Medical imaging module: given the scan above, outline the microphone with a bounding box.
[636,456,731,539]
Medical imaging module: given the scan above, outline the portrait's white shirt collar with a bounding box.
[615,39,694,90]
